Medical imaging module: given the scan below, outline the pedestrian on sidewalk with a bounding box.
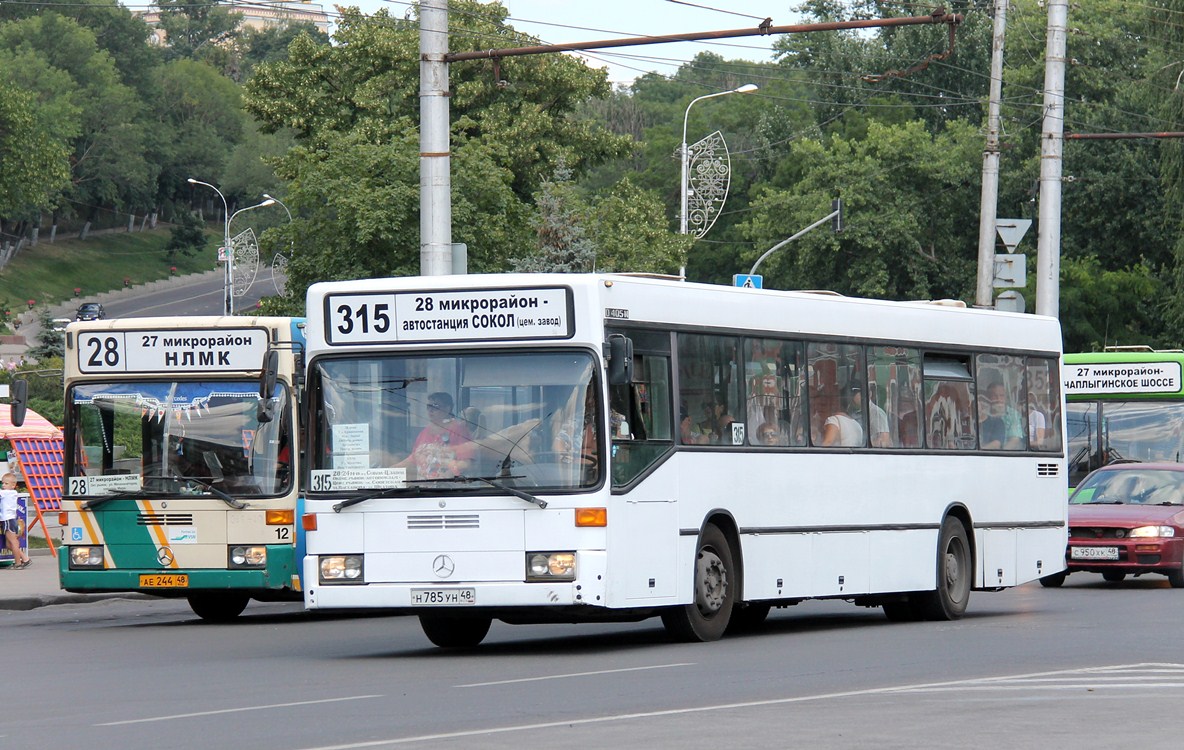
[2,472,32,569]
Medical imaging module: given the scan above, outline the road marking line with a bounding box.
[292,663,1184,750]
[457,662,694,687]
[97,695,383,726]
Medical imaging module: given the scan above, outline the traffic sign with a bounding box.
[995,219,1032,253]
[733,274,762,289]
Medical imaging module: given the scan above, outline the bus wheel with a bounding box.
[1039,571,1068,588]
[914,517,972,621]
[419,616,492,648]
[661,523,735,642]
[187,593,249,622]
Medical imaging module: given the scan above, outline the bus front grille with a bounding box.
[136,513,195,526]
[407,514,480,530]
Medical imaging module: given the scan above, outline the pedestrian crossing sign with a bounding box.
[733,274,762,289]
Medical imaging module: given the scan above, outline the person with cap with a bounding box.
[821,385,864,447]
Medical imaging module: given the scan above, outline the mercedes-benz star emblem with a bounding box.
[157,547,175,566]
[432,554,455,579]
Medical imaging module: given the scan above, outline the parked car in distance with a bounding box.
[1041,462,1184,588]
[75,302,105,321]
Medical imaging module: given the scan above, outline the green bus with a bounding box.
[1065,348,1184,487]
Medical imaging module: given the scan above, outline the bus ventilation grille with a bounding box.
[407,514,480,530]
[1036,463,1060,477]
[136,513,195,526]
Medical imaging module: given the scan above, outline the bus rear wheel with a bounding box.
[419,615,492,648]
[188,593,250,622]
[913,517,972,621]
[661,523,735,642]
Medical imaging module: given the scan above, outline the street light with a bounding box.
[680,83,758,236]
[262,193,291,225]
[187,177,233,315]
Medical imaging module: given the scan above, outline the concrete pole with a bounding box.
[420,0,452,275]
[975,0,1008,309]
[1035,0,1068,318]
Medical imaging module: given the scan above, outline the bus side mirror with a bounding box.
[607,334,633,386]
[9,379,28,428]
[257,350,279,423]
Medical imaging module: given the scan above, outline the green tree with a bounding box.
[740,119,981,299]
[25,310,65,362]
[244,3,630,305]
[165,209,207,261]
[512,164,596,273]
[0,86,70,219]
[0,13,153,217]
[156,0,242,62]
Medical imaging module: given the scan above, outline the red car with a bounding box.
[1042,462,1184,588]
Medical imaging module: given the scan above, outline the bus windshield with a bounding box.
[1067,400,1184,486]
[67,380,293,497]
[312,351,601,491]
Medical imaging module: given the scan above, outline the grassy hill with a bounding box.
[0,228,218,328]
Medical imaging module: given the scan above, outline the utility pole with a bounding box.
[1035,0,1068,318]
[975,0,1008,309]
[420,0,452,276]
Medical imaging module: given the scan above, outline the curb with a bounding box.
[0,592,152,612]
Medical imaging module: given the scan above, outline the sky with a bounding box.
[339,1,800,85]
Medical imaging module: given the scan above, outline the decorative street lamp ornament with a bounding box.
[686,130,731,239]
[231,227,260,297]
[271,253,289,297]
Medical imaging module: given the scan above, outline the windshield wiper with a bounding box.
[332,485,422,512]
[445,475,547,509]
[179,476,249,509]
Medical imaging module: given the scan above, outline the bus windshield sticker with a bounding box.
[68,474,143,496]
[311,468,407,492]
[326,287,572,344]
[77,328,270,374]
[1063,361,1182,396]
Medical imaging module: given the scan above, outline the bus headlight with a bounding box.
[1130,525,1175,538]
[68,546,104,569]
[526,552,575,581]
[319,555,364,583]
[229,546,267,568]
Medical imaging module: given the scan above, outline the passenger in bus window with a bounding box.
[821,387,864,447]
[980,381,1024,450]
[854,387,891,448]
[701,394,736,444]
[395,392,473,478]
[680,404,709,444]
[756,422,786,446]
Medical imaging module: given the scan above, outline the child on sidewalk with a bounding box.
[1,472,32,569]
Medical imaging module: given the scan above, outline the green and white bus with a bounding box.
[300,274,1067,647]
[1064,347,1184,487]
[59,316,305,621]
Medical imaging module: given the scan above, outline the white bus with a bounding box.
[301,274,1066,646]
[59,316,306,621]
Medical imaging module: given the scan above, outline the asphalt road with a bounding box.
[6,575,1182,749]
[101,266,284,318]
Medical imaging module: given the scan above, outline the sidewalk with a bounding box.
[0,519,144,611]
